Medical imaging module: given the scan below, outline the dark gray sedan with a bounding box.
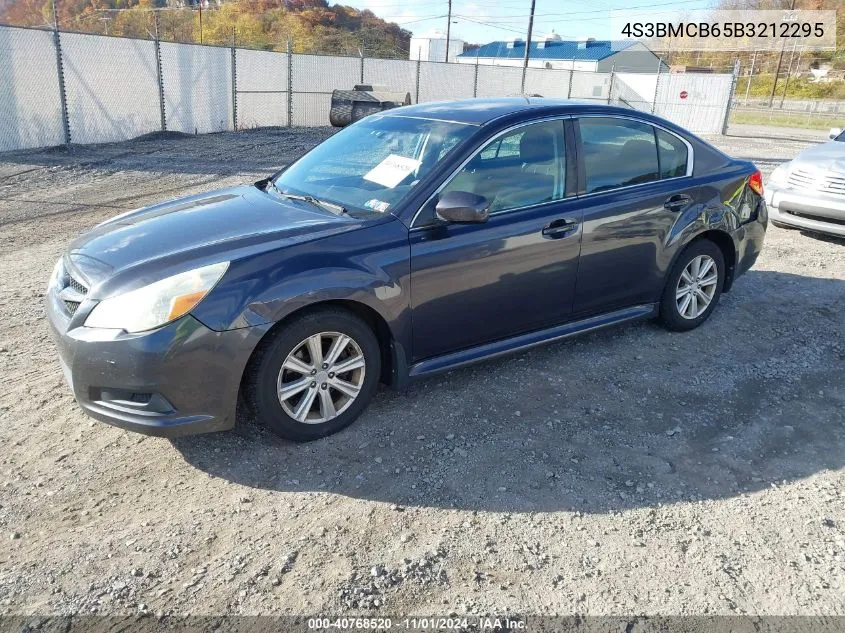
[46,98,768,441]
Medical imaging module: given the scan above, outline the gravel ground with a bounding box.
[0,122,843,619]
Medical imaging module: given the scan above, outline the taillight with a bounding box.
[748,170,764,196]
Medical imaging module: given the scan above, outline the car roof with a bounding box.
[382,97,643,126]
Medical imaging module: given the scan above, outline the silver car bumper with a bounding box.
[765,184,845,237]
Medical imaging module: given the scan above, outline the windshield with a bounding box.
[836,130,845,142]
[273,115,476,216]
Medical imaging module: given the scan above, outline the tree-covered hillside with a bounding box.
[1,0,412,57]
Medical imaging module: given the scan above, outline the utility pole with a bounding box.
[769,0,796,107]
[744,50,757,105]
[780,39,799,108]
[445,0,452,62]
[520,0,536,94]
[198,1,203,45]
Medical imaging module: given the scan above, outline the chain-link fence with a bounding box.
[0,26,65,150]
[0,23,738,152]
[730,96,845,131]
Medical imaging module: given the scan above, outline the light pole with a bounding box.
[520,0,536,94]
[445,0,452,62]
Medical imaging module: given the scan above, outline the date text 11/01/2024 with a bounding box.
[307,617,527,630]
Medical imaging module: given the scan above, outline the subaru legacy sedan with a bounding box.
[46,98,767,441]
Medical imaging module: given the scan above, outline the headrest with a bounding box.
[519,127,556,163]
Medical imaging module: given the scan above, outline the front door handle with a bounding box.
[664,194,692,212]
[542,218,579,239]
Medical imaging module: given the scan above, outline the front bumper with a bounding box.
[765,184,845,237]
[46,290,270,437]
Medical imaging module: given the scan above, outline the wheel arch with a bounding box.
[237,299,407,411]
[667,228,738,295]
[692,229,737,292]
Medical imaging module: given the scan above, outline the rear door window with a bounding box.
[578,118,660,194]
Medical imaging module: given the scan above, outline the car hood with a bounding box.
[67,185,368,288]
[791,141,845,173]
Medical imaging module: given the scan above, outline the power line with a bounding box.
[341,0,448,6]
[453,14,575,38]
[389,14,448,23]
[453,15,528,36]
[458,0,710,20]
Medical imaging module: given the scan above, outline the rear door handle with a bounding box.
[542,218,579,239]
[664,194,692,212]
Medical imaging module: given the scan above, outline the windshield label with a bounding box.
[365,199,391,213]
[363,154,421,188]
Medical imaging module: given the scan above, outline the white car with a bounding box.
[766,128,845,238]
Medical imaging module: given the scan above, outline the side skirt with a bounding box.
[408,303,659,380]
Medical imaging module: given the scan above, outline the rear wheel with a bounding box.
[659,240,725,332]
[246,308,381,441]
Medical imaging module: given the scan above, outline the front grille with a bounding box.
[54,265,89,317]
[787,168,845,196]
[67,275,88,296]
[63,300,81,315]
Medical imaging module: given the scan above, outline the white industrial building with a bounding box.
[410,29,465,63]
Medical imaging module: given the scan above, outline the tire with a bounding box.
[658,240,725,332]
[246,308,381,441]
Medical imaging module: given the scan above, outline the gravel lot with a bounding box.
[0,122,843,619]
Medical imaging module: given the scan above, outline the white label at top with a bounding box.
[363,154,422,188]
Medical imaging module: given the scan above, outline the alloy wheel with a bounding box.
[277,332,366,424]
[675,254,718,320]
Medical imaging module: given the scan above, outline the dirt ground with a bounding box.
[0,123,843,619]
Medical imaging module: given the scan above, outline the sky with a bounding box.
[337,0,715,46]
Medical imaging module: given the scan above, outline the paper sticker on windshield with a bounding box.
[365,199,391,213]
[363,154,421,188]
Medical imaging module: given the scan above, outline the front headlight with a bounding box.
[84,261,229,333]
[768,163,789,187]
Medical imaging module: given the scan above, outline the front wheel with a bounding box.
[246,308,381,441]
[658,240,725,332]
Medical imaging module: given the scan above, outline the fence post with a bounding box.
[51,1,71,146]
[359,44,364,84]
[651,57,662,114]
[153,12,167,132]
[566,69,573,99]
[721,58,741,135]
[286,39,293,127]
[473,56,479,98]
[607,63,615,104]
[231,27,237,131]
[415,58,421,104]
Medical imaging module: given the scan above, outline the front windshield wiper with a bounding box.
[282,192,347,215]
[265,180,346,215]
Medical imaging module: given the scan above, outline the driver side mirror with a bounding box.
[435,191,490,224]
[829,127,841,140]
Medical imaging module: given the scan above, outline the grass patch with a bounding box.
[729,109,840,130]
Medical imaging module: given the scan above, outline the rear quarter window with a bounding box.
[657,129,689,179]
